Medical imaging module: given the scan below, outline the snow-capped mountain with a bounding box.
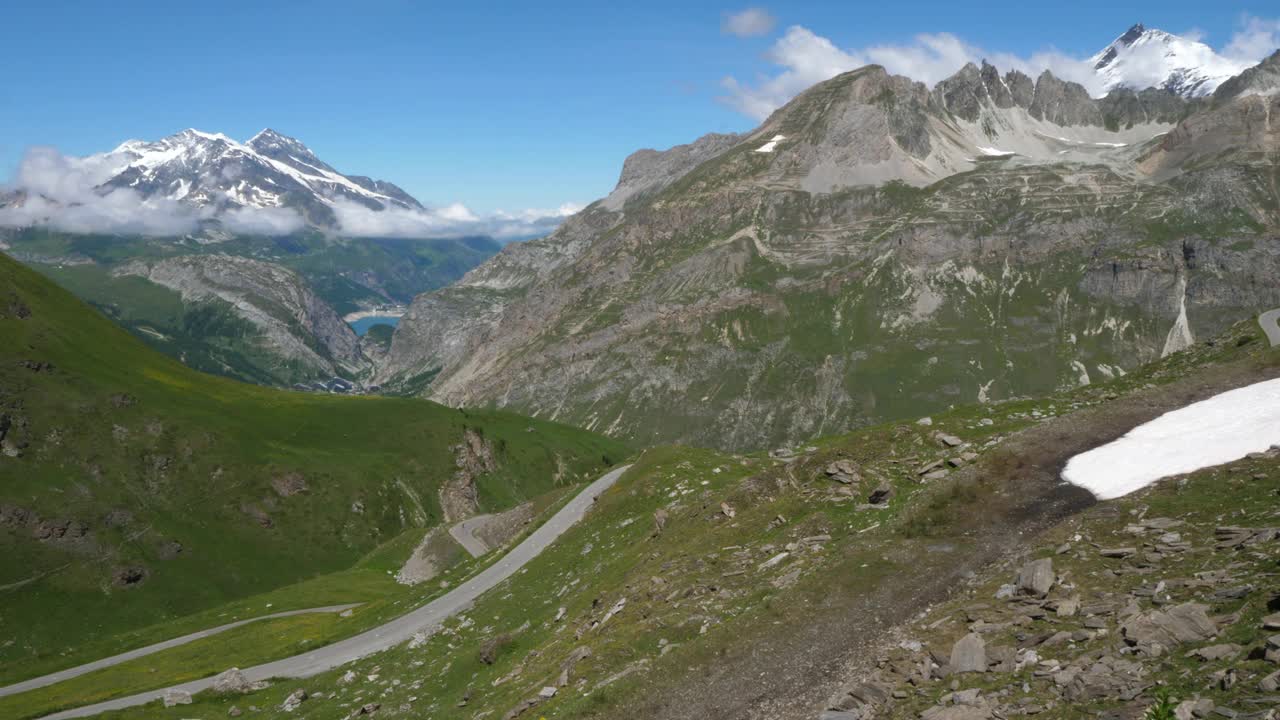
[101,128,423,228]
[1092,23,1251,98]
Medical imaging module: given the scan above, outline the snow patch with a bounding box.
[977,146,1015,157]
[1062,377,1280,500]
[754,135,786,153]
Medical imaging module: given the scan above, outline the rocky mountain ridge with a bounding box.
[379,52,1280,451]
[113,254,368,376]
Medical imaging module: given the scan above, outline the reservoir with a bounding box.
[349,316,401,336]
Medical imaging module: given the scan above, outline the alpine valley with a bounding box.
[4,17,1280,720]
[1,128,503,386]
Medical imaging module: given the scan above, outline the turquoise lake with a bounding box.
[349,316,401,336]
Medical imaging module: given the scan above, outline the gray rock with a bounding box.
[213,667,252,694]
[1099,547,1137,558]
[1188,644,1241,662]
[163,689,192,707]
[281,688,308,712]
[921,705,993,720]
[1056,596,1080,617]
[1260,669,1280,692]
[1121,603,1218,655]
[950,633,987,673]
[1016,558,1054,597]
[867,482,894,505]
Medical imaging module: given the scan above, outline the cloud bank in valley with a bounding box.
[0,147,580,242]
[719,16,1280,120]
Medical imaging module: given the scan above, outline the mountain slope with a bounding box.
[0,251,626,670]
[1091,23,1250,98]
[122,317,1280,720]
[380,58,1280,452]
[112,254,366,376]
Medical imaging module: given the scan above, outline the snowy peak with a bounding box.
[1091,23,1250,98]
[97,128,423,228]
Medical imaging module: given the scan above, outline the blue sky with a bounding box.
[2,1,1277,215]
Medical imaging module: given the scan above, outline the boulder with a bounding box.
[1266,634,1280,663]
[1121,603,1217,656]
[1099,547,1137,558]
[1056,596,1080,617]
[921,706,993,720]
[949,633,987,673]
[867,482,894,505]
[1187,644,1240,662]
[1015,558,1054,597]
[281,688,308,712]
[163,690,192,707]
[1260,669,1280,692]
[824,459,861,484]
[213,667,252,694]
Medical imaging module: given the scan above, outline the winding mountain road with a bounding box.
[0,605,361,700]
[1259,308,1280,347]
[448,514,495,558]
[35,464,630,719]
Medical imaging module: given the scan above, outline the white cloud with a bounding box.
[0,146,577,242]
[221,206,306,236]
[722,8,776,38]
[0,147,209,236]
[719,26,1101,120]
[1222,16,1280,64]
[719,18,1280,121]
[330,198,580,241]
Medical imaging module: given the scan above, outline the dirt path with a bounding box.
[612,357,1280,720]
[0,604,360,700]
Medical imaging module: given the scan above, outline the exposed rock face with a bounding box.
[440,429,497,522]
[381,58,1280,451]
[115,254,365,376]
[603,132,741,210]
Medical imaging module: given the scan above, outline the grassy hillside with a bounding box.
[0,252,627,674]
[101,317,1279,720]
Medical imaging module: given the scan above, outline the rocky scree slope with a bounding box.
[0,252,626,674]
[139,319,1280,720]
[381,54,1280,452]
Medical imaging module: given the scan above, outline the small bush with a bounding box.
[1143,687,1177,720]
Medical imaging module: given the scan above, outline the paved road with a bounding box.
[448,514,495,558]
[0,604,360,699]
[39,464,630,719]
[1260,309,1280,347]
